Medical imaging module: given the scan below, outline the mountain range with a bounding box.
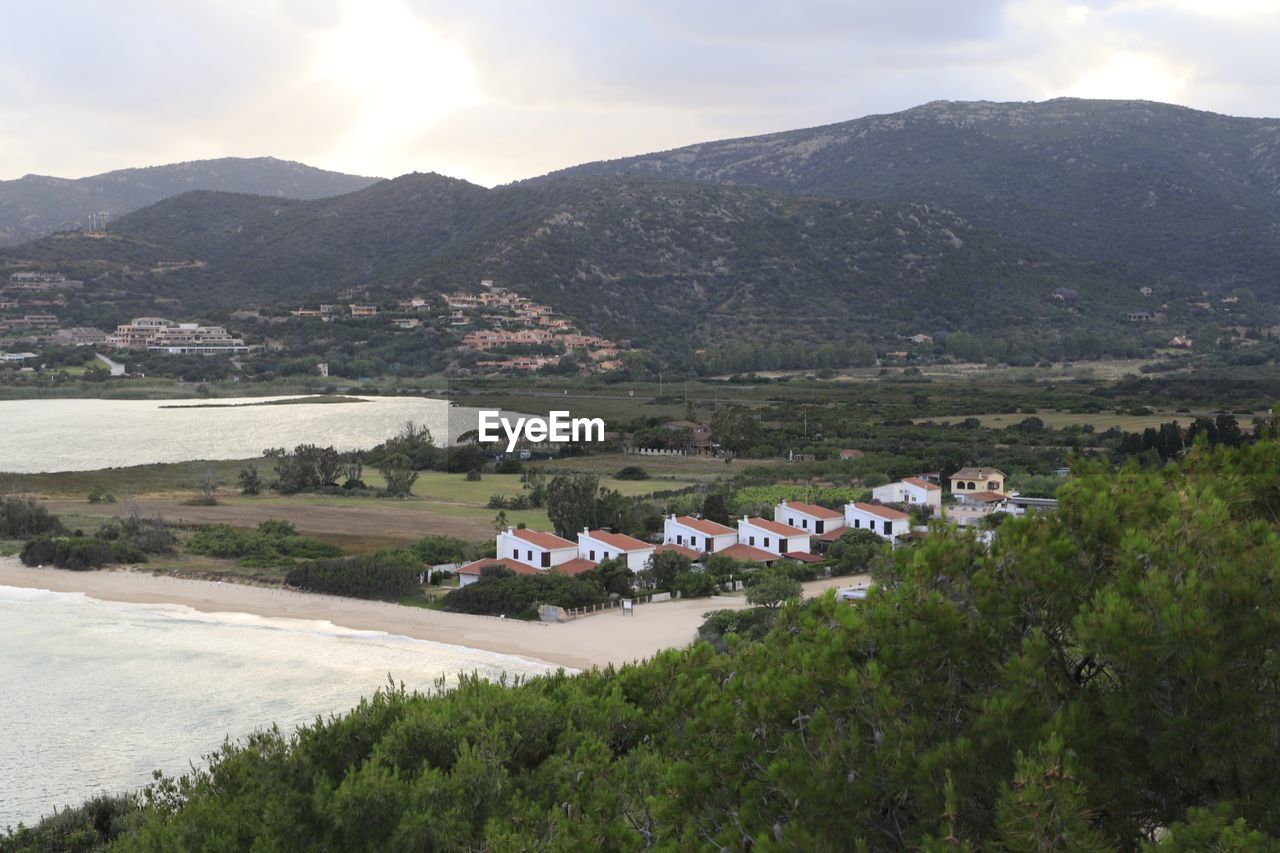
[3,98,1277,355]
[0,157,379,247]
[544,99,1280,296]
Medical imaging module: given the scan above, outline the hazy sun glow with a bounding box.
[1062,51,1192,102]
[308,0,482,176]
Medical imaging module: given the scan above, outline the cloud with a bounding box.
[1,0,1277,184]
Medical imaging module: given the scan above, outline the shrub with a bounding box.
[285,553,420,599]
[0,498,64,538]
[19,536,140,570]
[186,522,341,565]
[614,465,651,481]
[442,572,606,617]
[465,469,483,482]
[746,570,804,609]
[494,459,524,475]
[675,571,719,598]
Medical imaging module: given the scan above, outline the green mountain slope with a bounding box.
[540,98,1280,296]
[0,156,381,247]
[1,174,1167,353]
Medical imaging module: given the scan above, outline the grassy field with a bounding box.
[15,454,711,552]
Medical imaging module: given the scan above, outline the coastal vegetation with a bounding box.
[8,432,1280,848]
[441,567,607,619]
[284,553,421,600]
[185,521,342,566]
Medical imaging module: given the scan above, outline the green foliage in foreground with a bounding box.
[9,435,1280,849]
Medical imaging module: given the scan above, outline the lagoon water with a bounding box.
[0,585,555,829]
[0,395,490,473]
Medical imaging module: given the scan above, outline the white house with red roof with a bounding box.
[458,527,597,587]
[737,516,812,556]
[578,528,656,572]
[843,502,910,541]
[662,515,737,554]
[497,526,579,569]
[774,500,844,536]
[871,477,942,511]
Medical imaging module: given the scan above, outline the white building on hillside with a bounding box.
[578,528,655,571]
[497,527,578,569]
[871,477,942,512]
[774,500,844,536]
[663,515,737,553]
[844,502,910,541]
[737,516,812,556]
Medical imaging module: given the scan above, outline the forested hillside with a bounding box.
[1,174,1165,354]
[10,428,1280,850]
[544,98,1280,297]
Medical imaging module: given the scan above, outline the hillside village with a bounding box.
[3,259,1275,381]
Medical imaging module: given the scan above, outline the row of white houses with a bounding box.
[456,472,1056,585]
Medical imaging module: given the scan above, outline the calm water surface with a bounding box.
[0,585,555,829]
[0,396,490,473]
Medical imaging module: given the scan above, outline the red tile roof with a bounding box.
[966,491,1008,503]
[783,551,824,563]
[781,501,843,519]
[553,558,599,575]
[815,525,850,542]
[510,528,576,550]
[584,529,654,552]
[718,543,778,563]
[674,515,735,536]
[655,543,701,559]
[743,516,806,537]
[901,477,941,491]
[851,502,909,521]
[456,557,539,576]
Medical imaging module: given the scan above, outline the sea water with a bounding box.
[0,585,555,828]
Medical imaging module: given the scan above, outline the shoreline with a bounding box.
[0,558,846,671]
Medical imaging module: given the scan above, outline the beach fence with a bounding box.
[551,591,672,622]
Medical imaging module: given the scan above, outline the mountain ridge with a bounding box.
[536,98,1280,296]
[0,156,382,247]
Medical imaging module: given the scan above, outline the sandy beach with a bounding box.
[0,557,865,671]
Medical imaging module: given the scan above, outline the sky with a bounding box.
[2,0,1278,186]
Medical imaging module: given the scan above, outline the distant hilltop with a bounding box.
[0,157,381,247]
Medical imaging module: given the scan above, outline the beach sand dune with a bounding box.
[0,558,864,670]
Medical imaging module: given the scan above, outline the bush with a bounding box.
[19,536,142,570]
[494,459,524,475]
[443,572,607,617]
[0,498,64,538]
[697,607,777,647]
[285,553,420,599]
[614,465,651,481]
[675,571,719,598]
[410,534,469,566]
[465,469,483,482]
[186,522,341,565]
[746,570,804,609]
